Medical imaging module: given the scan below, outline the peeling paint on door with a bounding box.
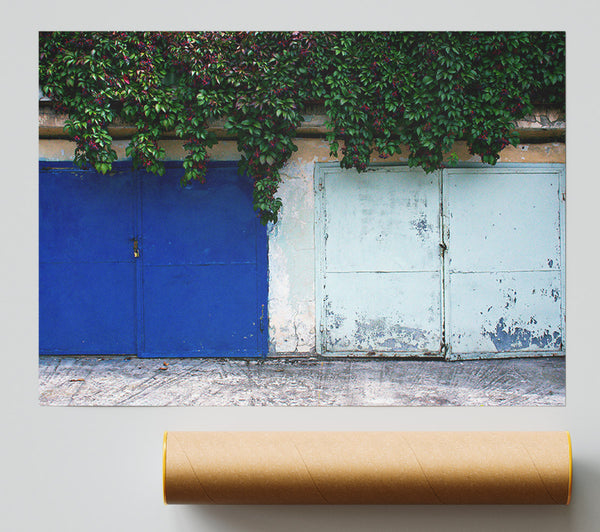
[447,271,563,356]
[485,317,562,351]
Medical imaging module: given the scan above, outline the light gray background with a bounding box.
[3,2,599,530]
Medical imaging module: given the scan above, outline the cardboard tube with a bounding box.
[163,431,572,505]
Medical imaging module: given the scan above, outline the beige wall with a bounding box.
[39,138,566,165]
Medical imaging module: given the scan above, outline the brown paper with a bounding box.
[163,431,572,505]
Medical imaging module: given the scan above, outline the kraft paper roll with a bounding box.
[163,431,572,505]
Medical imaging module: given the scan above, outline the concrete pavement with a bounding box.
[39,356,565,406]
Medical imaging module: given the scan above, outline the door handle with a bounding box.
[132,237,140,258]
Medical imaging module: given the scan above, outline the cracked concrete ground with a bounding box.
[39,356,565,406]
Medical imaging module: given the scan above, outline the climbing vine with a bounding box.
[39,31,564,223]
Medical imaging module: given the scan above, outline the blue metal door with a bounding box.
[137,162,268,357]
[39,161,268,357]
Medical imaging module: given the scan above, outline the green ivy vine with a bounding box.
[39,31,565,223]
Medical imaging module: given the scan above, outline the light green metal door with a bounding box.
[443,166,565,359]
[315,165,444,357]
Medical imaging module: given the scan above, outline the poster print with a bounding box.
[38,31,565,405]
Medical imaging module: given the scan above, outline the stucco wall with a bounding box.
[39,138,566,355]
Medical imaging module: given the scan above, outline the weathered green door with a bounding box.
[315,166,444,356]
[315,164,565,360]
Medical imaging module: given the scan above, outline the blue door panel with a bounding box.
[39,257,138,354]
[39,165,135,263]
[139,166,257,265]
[141,264,262,356]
